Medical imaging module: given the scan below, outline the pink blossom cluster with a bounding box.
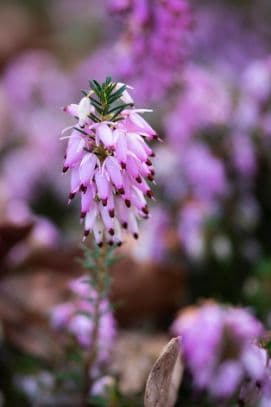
[152,58,271,261]
[107,0,192,103]
[51,275,116,365]
[191,3,269,73]
[2,51,73,203]
[171,302,268,402]
[62,81,157,246]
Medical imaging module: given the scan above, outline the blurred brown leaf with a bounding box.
[0,221,33,266]
[111,258,185,326]
[144,337,183,407]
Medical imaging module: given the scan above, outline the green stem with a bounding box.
[82,245,108,407]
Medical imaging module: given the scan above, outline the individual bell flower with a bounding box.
[61,77,157,246]
[64,96,95,128]
[115,82,134,105]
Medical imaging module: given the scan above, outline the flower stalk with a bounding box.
[82,245,110,406]
[60,77,158,405]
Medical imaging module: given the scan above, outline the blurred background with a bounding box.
[1,0,271,405]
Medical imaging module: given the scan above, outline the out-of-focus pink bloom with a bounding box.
[1,50,74,204]
[171,302,264,401]
[91,375,115,397]
[178,201,212,260]
[51,275,116,366]
[239,351,271,406]
[4,51,72,110]
[51,303,75,329]
[235,57,271,135]
[183,144,228,201]
[30,218,60,248]
[6,214,60,266]
[62,80,157,246]
[131,207,170,264]
[191,3,268,73]
[105,0,192,103]
[165,65,231,148]
[231,132,257,177]
[241,60,271,102]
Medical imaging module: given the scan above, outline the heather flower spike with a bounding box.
[62,77,157,246]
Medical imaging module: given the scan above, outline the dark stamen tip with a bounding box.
[146,159,152,166]
[80,184,87,193]
[97,242,103,248]
[125,199,131,208]
[117,241,122,247]
[118,187,125,195]
[136,176,142,183]
[62,166,69,173]
[142,206,149,215]
[122,222,128,229]
[102,198,108,206]
[133,233,139,239]
[84,230,89,237]
[109,209,115,218]
[121,162,126,169]
[256,381,262,389]
[109,228,115,236]
[80,212,86,219]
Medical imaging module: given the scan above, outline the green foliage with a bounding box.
[245,258,271,321]
[82,77,133,121]
[88,388,143,407]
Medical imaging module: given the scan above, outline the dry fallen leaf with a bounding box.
[144,337,183,407]
[111,332,169,395]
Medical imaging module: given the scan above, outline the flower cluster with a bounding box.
[171,302,267,402]
[2,50,73,202]
[151,58,271,262]
[51,275,116,365]
[62,78,157,246]
[107,0,192,103]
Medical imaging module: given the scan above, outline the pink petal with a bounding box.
[81,186,94,217]
[79,154,97,187]
[114,129,128,167]
[126,132,148,161]
[63,104,79,117]
[84,204,98,234]
[104,157,124,191]
[64,131,84,168]
[100,204,114,234]
[70,166,80,199]
[95,171,110,205]
[96,123,114,148]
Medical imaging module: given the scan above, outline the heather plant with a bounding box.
[2,1,271,406]
[52,77,157,405]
